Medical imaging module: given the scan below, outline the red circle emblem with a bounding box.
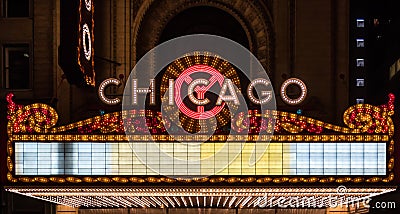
[174,64,225,119]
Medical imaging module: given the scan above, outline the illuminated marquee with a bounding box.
[5,93,395,184]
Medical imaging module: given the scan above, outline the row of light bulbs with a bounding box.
[7,187,393,195]
[11,133,388,142]
[12,193,392,208]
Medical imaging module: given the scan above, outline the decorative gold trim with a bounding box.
[6,173,395,184]
[10,134,389,142]
[6,94,395,136]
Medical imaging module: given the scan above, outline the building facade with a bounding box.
[1,0,398,214]
[0,0,351,126]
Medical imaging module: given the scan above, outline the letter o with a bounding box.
[280,78,307,105]
[82,23,91,61]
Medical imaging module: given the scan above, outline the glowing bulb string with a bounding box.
[6,93,395,135]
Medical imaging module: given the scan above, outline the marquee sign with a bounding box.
[5,93,395,184]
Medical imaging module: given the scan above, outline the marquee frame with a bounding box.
[4,93,396,185]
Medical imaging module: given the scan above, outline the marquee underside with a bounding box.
[5,187,396,208]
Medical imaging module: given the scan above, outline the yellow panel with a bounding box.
[267,143,282,153]
[228,168,241,173]
[269,168,283,175]
[215,168,229,175]
[242,168,256,174]
[214,142,226,153]
[119,143,131,151]
[256,168,269,175]
[200,143,215,159]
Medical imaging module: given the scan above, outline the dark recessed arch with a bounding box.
[132,0,274,75]
[159,6,249,50]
